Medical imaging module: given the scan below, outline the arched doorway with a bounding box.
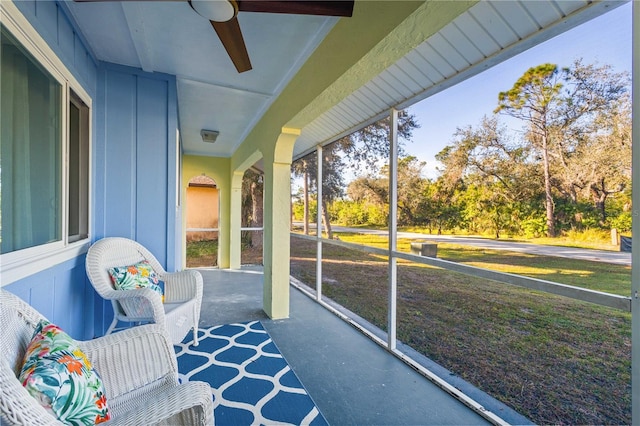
[186,174,219,267]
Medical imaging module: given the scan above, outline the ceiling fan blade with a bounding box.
[211,18,252,73]
[238,1,353,17]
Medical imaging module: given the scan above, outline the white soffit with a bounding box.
[294,0,621,159]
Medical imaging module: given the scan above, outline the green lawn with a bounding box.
[336,232,631,296]
[186,240,218,267]
[186,239,263,267]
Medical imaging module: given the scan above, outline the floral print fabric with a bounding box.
[19,320,111,425]
[108,260,163,296]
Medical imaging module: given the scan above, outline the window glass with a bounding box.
[1,26,62,254]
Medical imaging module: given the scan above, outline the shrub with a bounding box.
[563,228,612,244]
[610,212,632,233]
[334,201,369,226]
[521,217,547,238]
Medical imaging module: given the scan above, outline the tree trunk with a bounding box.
[250,181,263,247]
[321,199,333,240]
[542,133,556,237]
[569,184,579,204]
[397,205,415,227]
[590,180,608,225]
[303,165,309,235]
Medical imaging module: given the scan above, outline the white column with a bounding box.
[388,108,399,350]
[631,1,639,422]
[316,145,323,301]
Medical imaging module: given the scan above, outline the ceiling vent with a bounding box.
[201,129,219,143]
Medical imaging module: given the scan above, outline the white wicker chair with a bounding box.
[0,289,213,425]
[86,237,203,346]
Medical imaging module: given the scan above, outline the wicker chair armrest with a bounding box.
[161,270,203,303]
[106,381,213,426]
[102,288,166,325]
[78,324,178,400]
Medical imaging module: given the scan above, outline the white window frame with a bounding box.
[68,90,91,244]
[1,1,92,285]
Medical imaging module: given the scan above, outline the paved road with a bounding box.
[329,225,632,266]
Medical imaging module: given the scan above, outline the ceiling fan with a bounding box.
[73,0,355,73]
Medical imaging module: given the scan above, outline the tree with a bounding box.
[293,147,346,239]
[427,179,464,234]
[249,176,263,247]
[241,169,263,248]
[291,158,311,234]
[347,175,387,207]
[436,116,540,235]
[346,156,461,230]
[437,115,535,200]
[335,110,419,170]
[292,110,420,237]
[380,156,433,226]
[495,60,629,235]
[558,105,631,224]
[494,64,564,236]
[397,157,432,226]
[557,61,631,225]
[346,175,389,225]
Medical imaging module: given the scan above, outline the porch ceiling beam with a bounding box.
[178,76,273,99]
[121,3,155,73]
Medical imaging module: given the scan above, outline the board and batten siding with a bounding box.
[92,64,179,335]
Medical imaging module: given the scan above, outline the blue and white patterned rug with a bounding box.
[175,321,328,425]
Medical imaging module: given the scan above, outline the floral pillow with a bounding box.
[108,260,163,297]
[19,320,111,425]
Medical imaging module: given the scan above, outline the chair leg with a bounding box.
[193,306,199,346]
[106,317,119,335]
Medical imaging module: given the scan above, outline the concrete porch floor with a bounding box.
[196,267,521,425]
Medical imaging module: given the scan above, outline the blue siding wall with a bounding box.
[94,64,178,268]
[93,64,179,334]
[4,0,98,340]
[5,256,94,340]
[12,1,98,94]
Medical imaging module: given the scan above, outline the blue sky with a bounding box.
[405,1,632,179]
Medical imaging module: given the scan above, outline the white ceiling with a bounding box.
[65,0,338,157]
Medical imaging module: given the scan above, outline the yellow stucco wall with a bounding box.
[186,186,219,241]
